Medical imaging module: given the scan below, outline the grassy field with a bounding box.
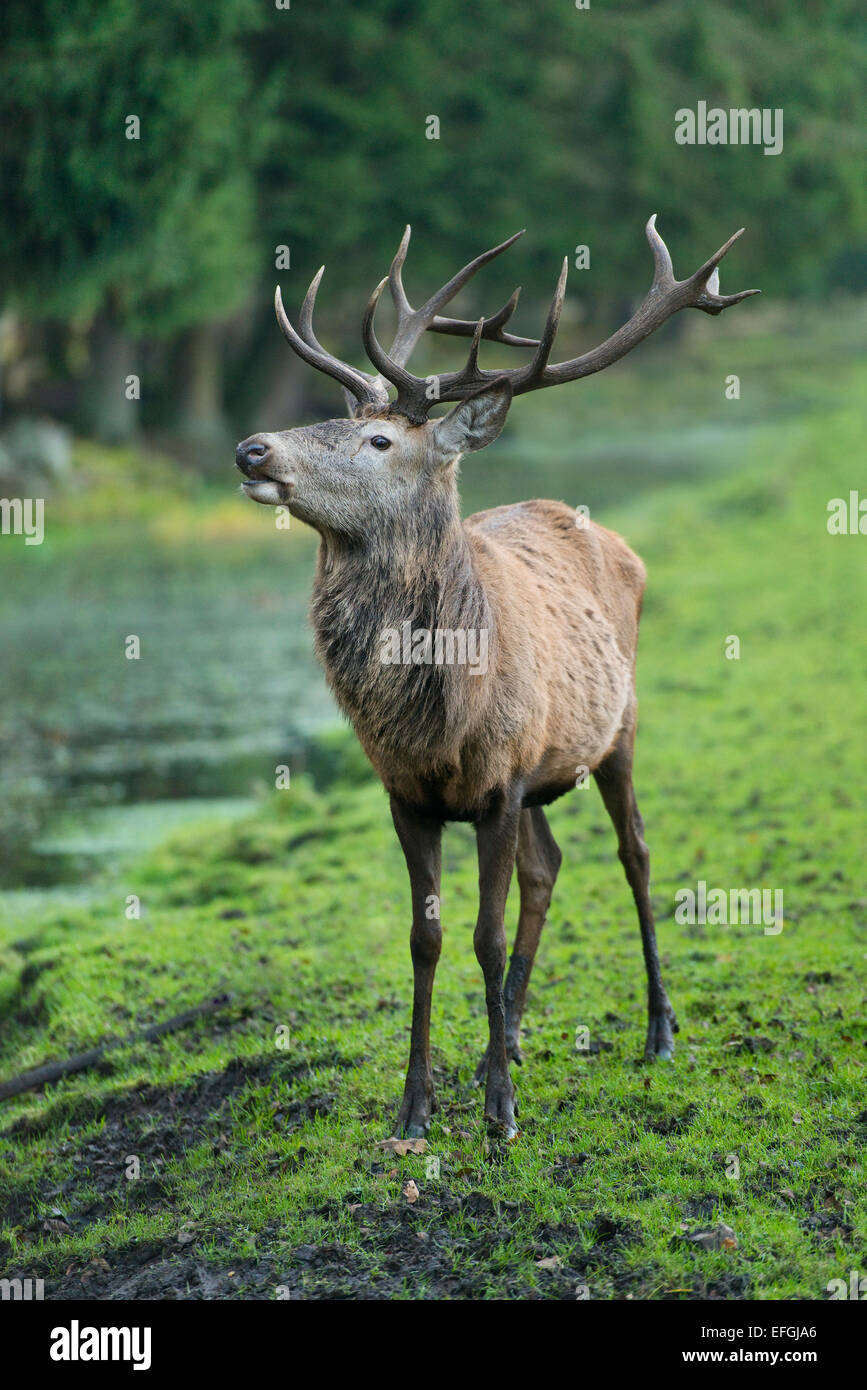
[0,328,864,1300]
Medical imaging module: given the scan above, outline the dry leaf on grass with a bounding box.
[684,1223,738,1252]
[376,1137,427,1157]
[43,1218,71,1235]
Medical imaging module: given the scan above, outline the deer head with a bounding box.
[236,217,757,535]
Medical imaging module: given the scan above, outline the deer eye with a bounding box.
[369,435,391,451]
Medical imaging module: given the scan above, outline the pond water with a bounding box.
[0,512,331,884]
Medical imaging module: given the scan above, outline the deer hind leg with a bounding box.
[474,806,561,1084]
[390,796,443,1137]
[594,729,679,1060]
[473,791,523,1138]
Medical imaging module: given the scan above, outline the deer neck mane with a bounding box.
[309,491,491,764]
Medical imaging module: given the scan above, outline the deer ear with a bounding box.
[431,377,513,461]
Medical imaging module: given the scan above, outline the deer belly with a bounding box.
[548,643,633,772]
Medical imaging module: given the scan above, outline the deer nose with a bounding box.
[236,437,272,476]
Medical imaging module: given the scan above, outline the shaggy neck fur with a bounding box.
[310,477,492,771]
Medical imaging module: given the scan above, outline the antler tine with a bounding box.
[297,265,393,414]
[692,225,746,284]
[376,224,425,366]
[522,258,569,385]
[416,258,565,406]
[418,229,527,322]
[275,283,385,407]
[298,266,325,343]
[428,287,540,348]
[388,225,413,318]
[648,216,759,313]
[686,226,761,313]
[646,213,675,290]
[384,226,528,367]
[459,317,485,381]
[362,277,421,401]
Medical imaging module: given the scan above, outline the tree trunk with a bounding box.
[176,323,231,470]
[252,346,306,433]
[80,303,139,443]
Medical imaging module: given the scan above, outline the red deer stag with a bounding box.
[236,218,757,1138]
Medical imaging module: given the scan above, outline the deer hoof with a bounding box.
[483,1082,518,1140]
[395,1082,434,1137]
[395,1112,431,1138]
[485,1113,519,1142]
[402,1122,428,1139]
[644,1005,678,1060]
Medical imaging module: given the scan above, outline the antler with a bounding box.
[365,216,759,419]
[519,215,760,391]
[276,217,758,422]
[274,226,537,418]
[275,279,385,411]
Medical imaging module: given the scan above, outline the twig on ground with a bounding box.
[0,994,234,1102]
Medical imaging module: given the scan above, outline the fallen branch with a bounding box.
[0,994,233,1102]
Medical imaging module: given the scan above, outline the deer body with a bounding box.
[312,497,640,820]
[236,218,757,1137]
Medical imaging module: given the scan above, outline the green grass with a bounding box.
[0,350,865,1300]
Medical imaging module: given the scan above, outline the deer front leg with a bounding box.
[390,796,443,1138]
[474,792,522,1138]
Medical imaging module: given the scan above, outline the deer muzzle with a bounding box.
[235,435,295,504]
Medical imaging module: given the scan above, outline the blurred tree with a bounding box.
[0,0,864,442]
[0,0,262,441]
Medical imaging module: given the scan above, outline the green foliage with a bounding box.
[255,0,867,309]
[0,0,262,332]
[1,0,864,344]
